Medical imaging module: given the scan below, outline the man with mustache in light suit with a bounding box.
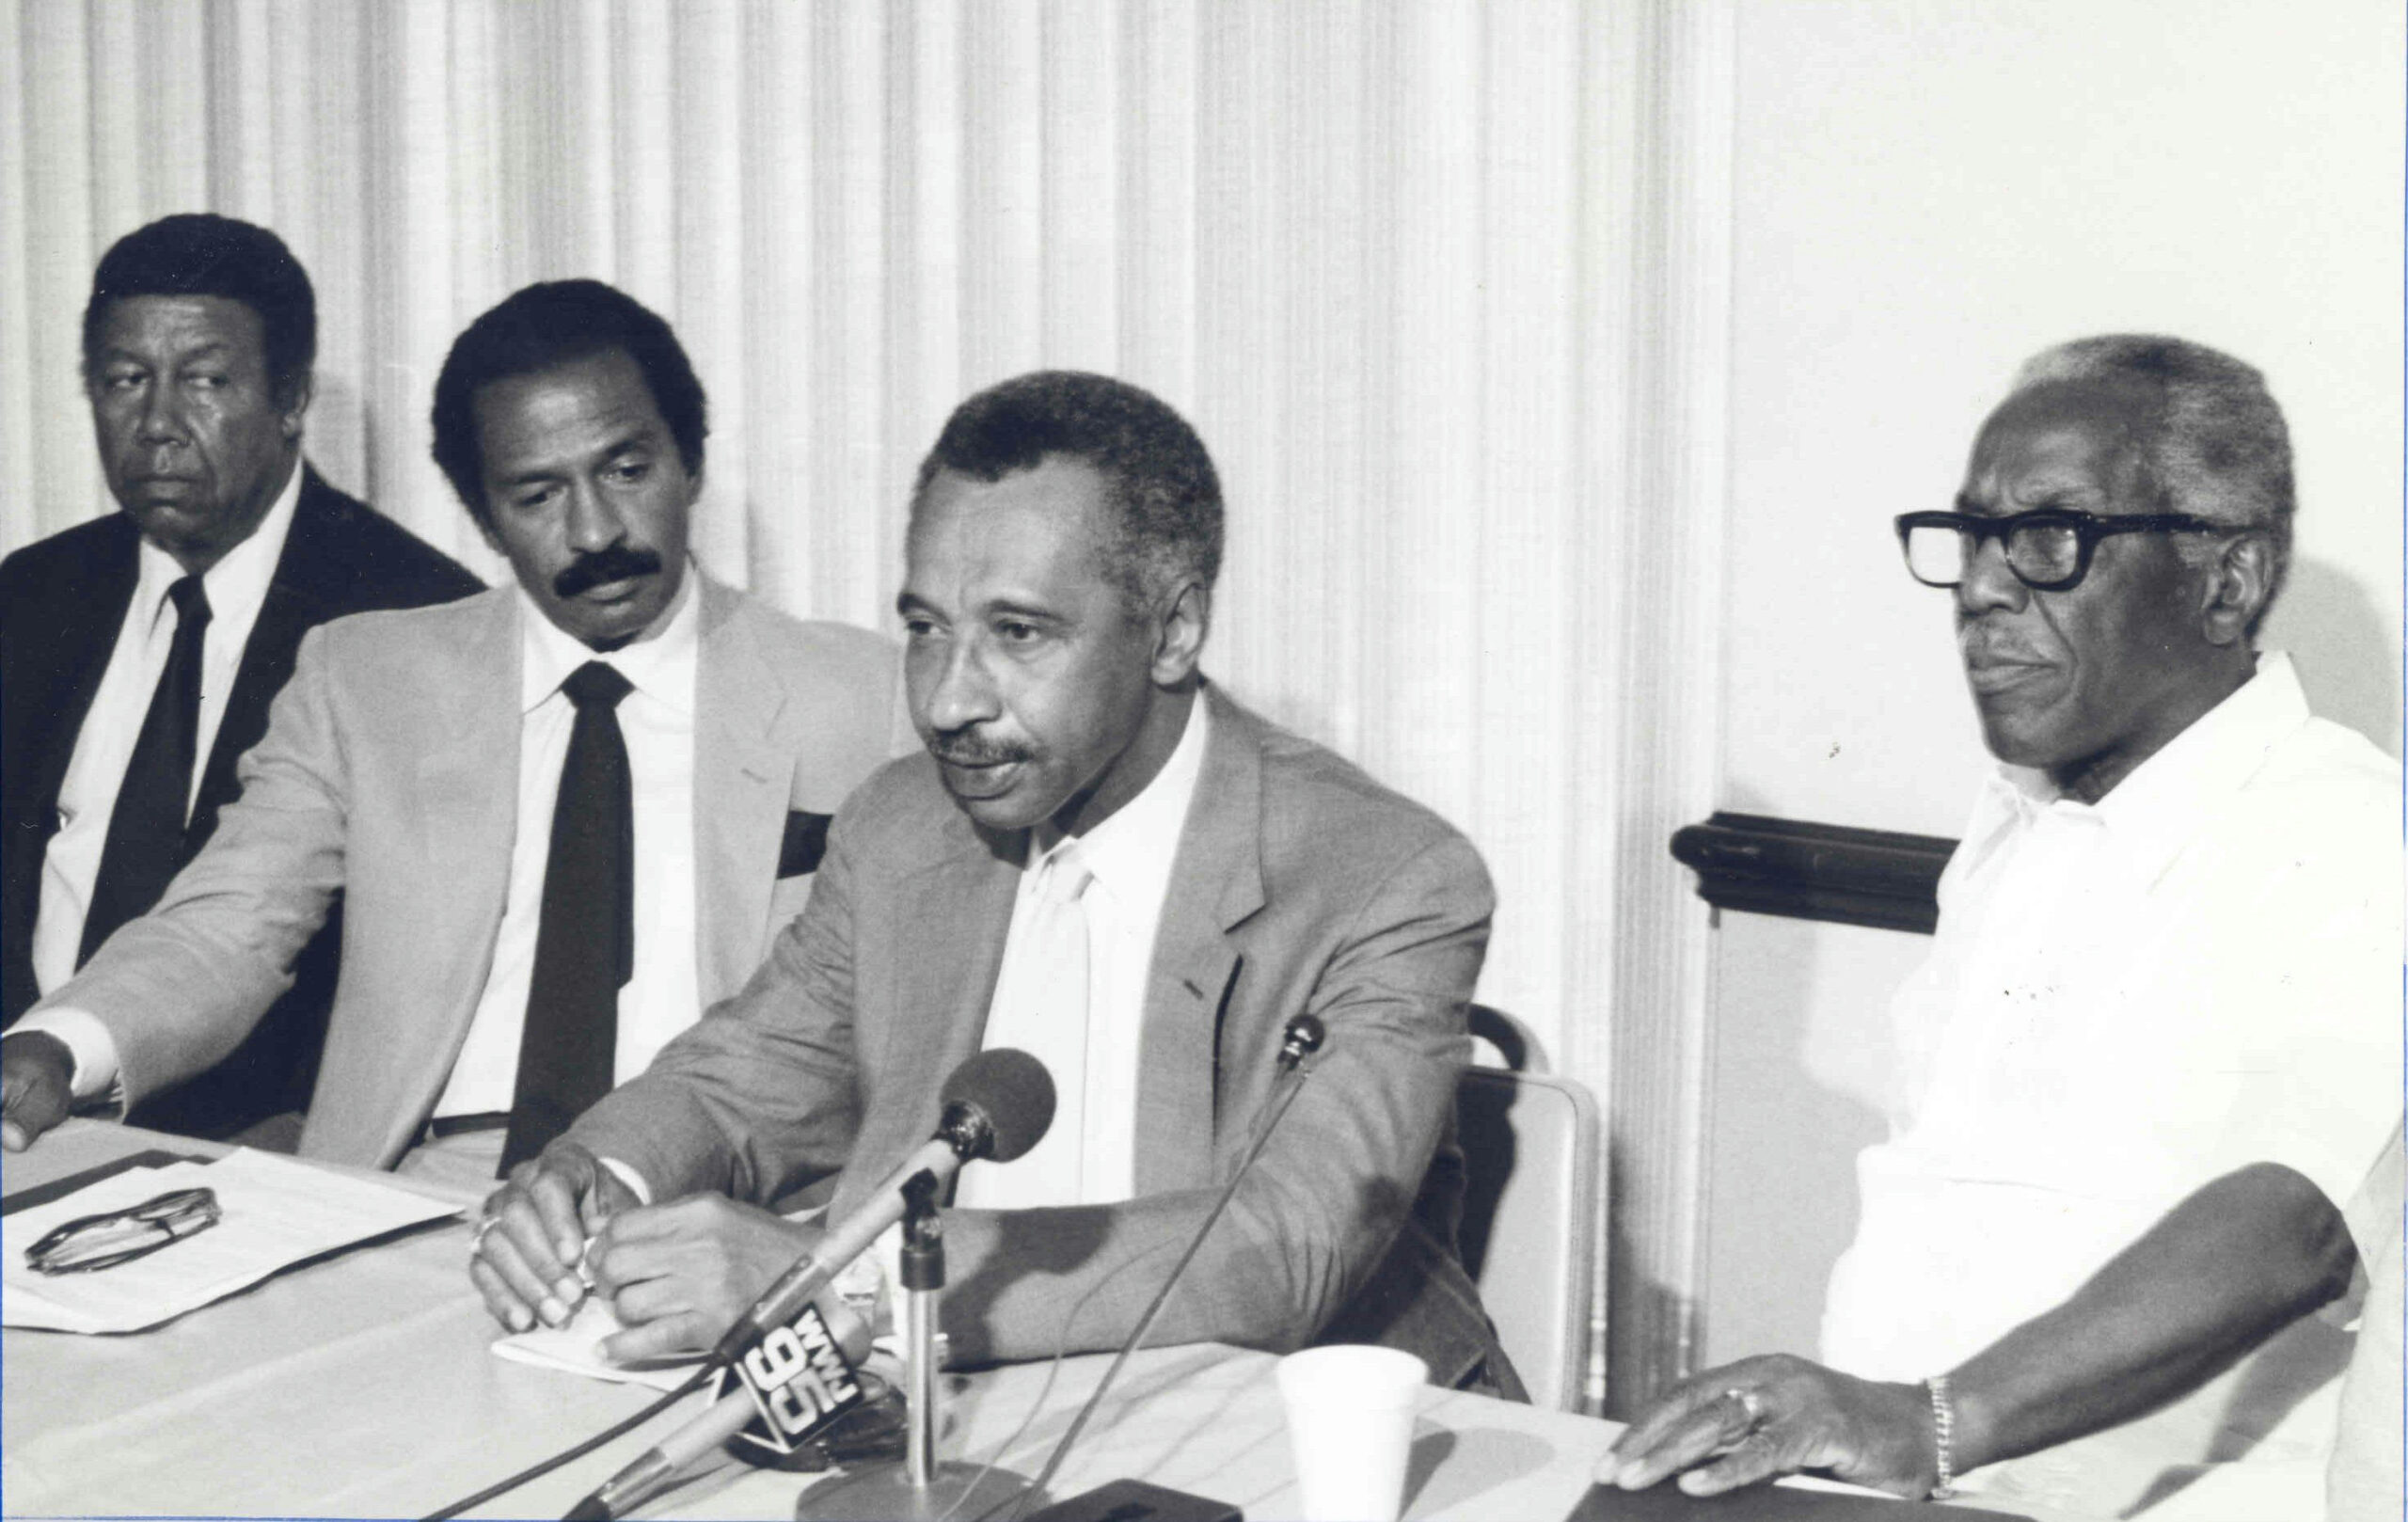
[0,281,904,1198]
[1602,337,2400,1520]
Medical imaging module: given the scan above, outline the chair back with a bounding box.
[1468,1001,1548,1073]
[1455,1063,1600,1412]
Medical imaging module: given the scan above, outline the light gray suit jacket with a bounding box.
[40,576,903,1168]
[569,685,1511,1384]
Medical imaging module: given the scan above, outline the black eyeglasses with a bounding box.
[1894,508,2226,593]
[24,1186,221,1275]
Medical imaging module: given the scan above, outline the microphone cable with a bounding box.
[922,1237,1186,1522]
[991,1015,1325,1521]
[418,1364,712,1522]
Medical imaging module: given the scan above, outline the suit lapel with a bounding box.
[24,523,140,819]
[388,591,522,1147]
[2,520,137,1023]
[840,818,1020,1214]
[1133,687,1266,1196]
[295,588,522,1164]
[693,578,798,1004]
[194,471,342,834]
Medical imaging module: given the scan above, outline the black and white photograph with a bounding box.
[0,4,2399,1520]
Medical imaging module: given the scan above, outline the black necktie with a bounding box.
[500,661,637,1174]
[79,577,213,966]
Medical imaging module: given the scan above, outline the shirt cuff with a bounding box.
[596,1156,653,1205]
[10,1007,123,1102]
[828,1220,904,1343]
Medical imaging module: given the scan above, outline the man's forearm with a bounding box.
[1948,1162,2355,1473]
[937,1185,1337,1364]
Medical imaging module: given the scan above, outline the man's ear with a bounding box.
[1149,580,1212,686]
[277,371,314,441]
[472,502,508,558]
[2198,531,2274,647]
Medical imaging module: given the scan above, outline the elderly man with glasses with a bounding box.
[1602,337,2400,1520]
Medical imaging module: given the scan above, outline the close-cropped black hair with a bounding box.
[82,214,316,405]
[429,279,707,528]
[913,371,1223,607]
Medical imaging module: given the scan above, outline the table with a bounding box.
[5,1122,2098,1522]
[5,1121,1625,1520]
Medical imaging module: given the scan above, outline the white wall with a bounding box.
[1703,0,2405,1367]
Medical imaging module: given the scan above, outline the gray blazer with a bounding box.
[40,576,903,1168]
[569,684,1511,1385]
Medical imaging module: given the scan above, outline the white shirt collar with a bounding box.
[130,454,305,631]
[515,562,702,716]
[1974,651,2313,878]
[1029,694,1212,896]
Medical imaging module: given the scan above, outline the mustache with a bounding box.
[554,545,664,598]
[1957,624,2048,666]
[927,734,1032,768]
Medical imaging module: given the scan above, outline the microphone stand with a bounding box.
[794,1171,1042,1521]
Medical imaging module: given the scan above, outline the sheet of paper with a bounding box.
[490,1297,700,1392]
[2,1148,459,1334]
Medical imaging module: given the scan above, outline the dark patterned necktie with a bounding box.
[80,577,213,965]
[499,661,636,1174]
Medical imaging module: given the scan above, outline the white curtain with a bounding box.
[0,0,1735,1413]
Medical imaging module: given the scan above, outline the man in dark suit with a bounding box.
[0,213,481,1141]
[476,371,1520,1394]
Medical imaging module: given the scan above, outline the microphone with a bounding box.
[1005,1015,1326,1520]
[565,1293,873,1521]
[571,1050,1054,1522]
[707,1047,1055,1367]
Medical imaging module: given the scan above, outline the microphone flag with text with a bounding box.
[714,1295,866,1459]
[562,1293,873,1522]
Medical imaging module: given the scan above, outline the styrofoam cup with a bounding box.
[1275,1344,1429,1521]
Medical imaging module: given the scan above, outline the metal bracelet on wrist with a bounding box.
[1924,1373,1958,1501]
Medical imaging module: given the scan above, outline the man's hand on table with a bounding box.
[586,1197,826,1363]
[1595,1354,1937,1499]
[0,1031,75,1151]
[471,1139,639,1332]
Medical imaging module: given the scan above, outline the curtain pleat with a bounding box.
[2,0,1741,1413]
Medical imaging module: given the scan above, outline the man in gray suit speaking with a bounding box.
[474,371,1520,1394]
[0,281,901,1195]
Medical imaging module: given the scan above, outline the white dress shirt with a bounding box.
[431,573,705,1118]
[2324,1119,2403,1522]
[1819,652,2402,1516]
[956,695,1210,1209]
[30,462,304,997]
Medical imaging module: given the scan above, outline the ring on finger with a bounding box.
[469,1214,500,1257]
[1722,1387,1766,1430]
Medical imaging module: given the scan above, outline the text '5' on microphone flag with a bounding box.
[711,1300,867,1458]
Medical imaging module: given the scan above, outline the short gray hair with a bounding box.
[912,371,1223,613]
[2011,335,2293,618]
